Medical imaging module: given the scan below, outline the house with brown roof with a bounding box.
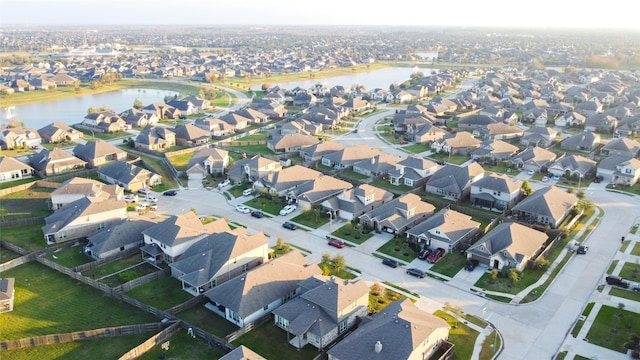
[0,126,42,150]
[255,165,322,197]
[203,250,322,327]
[186,146,230,179]
[600,138,640,158]
[473,123,524,141]
[467,222,548,271]
[321,145,382,169]
[299,141,346,163]
[142,102,181,120]
[327,299,450,360]
[81,111,126,133]
[272,276,370,350]
[38,122,83,144]
[321,184,394,221]
[29,148,87,177]
[509,146,557,173]
[119,108,159,127]
[280,119,323,136]
[406,207,480,254]
[431,131,482,155]
[471,139,519,162]
[219,346,265,360]
[227,155,283,184]
[42,197,127,244]
[235,108,269,124]
[295,175,352,209]
[170,229,269,295]
[0,156,35,183]
[412,123,448,144]
[219,112,251,130]
[135,125,176,152]
[425,162,485,201]
[520,127,558,148]
[359,193,435,235]
[50,177,123,210]
[511,186,578,228]
[194,117,237,138]
[173,124,210,147]
[73,140,128,168]
[268,133,320,153]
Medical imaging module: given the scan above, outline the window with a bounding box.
[339,320,348,333]
[242,264,248,272]
[59,231,67,239]
[97,223,105,230]
[277,315,289,328]
[263,304,269,311]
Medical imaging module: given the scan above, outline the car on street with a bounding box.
[251,210,264,218]
[382,258,398,268]
[218,179,231,189]
[541,176,549,182]
[138,188,150,195]
[594,175,604,183]
[328,239,345,248]
[418,248,432,260]
[279,204,297,216]
[464,259,479,271]
[145,195,158,203]
[426,248,445,263]
[242,188,254,196]
[148,203,158,210]
[631,283,640,292]
[406,268,426,278]
[552,174,560,181]
[577,245,589,255]
[124,194,138,203]
[282,222,297,230]
[606,274,630,289]
[163,190,178,196]
[527,169,535,175]
[236,205,251,214]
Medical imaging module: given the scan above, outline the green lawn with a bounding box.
[370,179,413,193]
[376,237,418,263]
[232,320,319,360]
[98,262,160,288]
[175,305,239,338]
[228,183,253,198]
[167,152,195,172]
[403,144,431,154]
[130,151,178,190]
[340,170,369,180]
[0,186,54,221]
[89,254,147,279]
[330,223,373,244]
[125,276,194,311]
[290,208,329,229]
[474,267,544,295]
[427,152,469,165]
[368,283,408,314]
[631,242,640,256]
[244,196,285,216]
[434,310,479,360]
[585,305,640,353]
[0,262,159,340]
[0,176,38,190]
[608,260,619,275]
[619,262,640,282]
[228,144,275,156]
[1,224,48,251]
[137,329,227,360]
[239,132,269,141]
[479,330,502,360]
[620,240,631,253]
[0,333,151,360]
[609,287,640,302]
[0,247,21,263]
[571,302,595,337]
[429,250,468,278]
[45,244,94,268]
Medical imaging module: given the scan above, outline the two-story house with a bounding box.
[405,208,480,254]
[388,156,440,188]
[358,193,435,235]
[470,173,522,212]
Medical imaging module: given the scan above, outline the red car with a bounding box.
[328,239,345,248]
[426,248,445,263]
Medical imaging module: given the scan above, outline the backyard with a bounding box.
[125,276,193,311]
[0,186,54,222]
[1,223,49,251]
[434,309,479,360]
[231,320,319,360]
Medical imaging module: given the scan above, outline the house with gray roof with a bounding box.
[119,108,159,128]
[471,139,519,162]
[29,148,87,177]
[425,162,485,201]
[50,177,123,210]
[352,153,402,178]
[467,222,548,271]
[203,250,322,327]
[473,123,524,141]
[299,141,345,163]
[597,155,633,184]
[0,156,35,183]
[358,193,435,235]
[321,184,393,221]
[560,132,600,152]
[170,229,269,295]
[327,298,450,360]
[185,146,229,180]
[457,114,498,130]
[600,138,640,158]
[388,156,440,188]
[520,127,558,148]
[42,197,127,244]
[268,133,320,153]
[599,157,640,186]
[134,125,176,152]
[321,145,382,170]
[38,122,83,144]
[412,123,448,144]
[547,154,597,179]
[73,139,128,168]
[97,161,162,192]
[254,165,321,196]
[172,124,210,147]
[85,215,163,260]
[227,155,282,184]
[272,276,370,350]
[295,175,352,208]
[510,186,578,228]
[431,131,482,155]
[219,345,265,360]
[509,146,557,173]
[406,208,480,254]
[470,173,522,212]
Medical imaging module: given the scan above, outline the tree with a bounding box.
[87,107,96,115]
[567,187,575,194]
[133,99,143,109]
[534,256,550,270]
[276,237,285,250]
[321,252,332,265]
[576,199,594,212]
[521,180,534,196]
[509,269,520,283]
[332,254,346,272]
[576,190,586,199]
[261,83,270,91]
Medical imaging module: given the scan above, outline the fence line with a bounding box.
[165,295,206,315]
[118,321,183,360]
[112,267,171,293]
[72,247,140,273]
[224,313,272,343]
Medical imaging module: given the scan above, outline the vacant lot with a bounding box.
[586,304,640,353]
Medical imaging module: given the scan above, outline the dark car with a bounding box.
[464,259,479,271]
[426,248,445,263]
[382,258,398,268]
[606,275,630,289]
[251,210,264,218]
[418,248,432,260]
[406,268,426,278]
[162,190,177,196]
[594,175,603,183]
[328,239,345,248]
[577,245,588,255]
[282,222,297,230]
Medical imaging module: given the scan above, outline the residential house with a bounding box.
[600,138,640,158]
[135,125,176,152]
[425,162,485,201]
[227,155,283,184]
[142,102,181,120]
[292,92,317,108]
[42,197,127,244]
[185,146,230,180]
[560,132,600,152]
[0,156,35,183]
[358,193,435,234]
[470,173,522,211]
[29,148,87,177]
[219,346,265,360]
[219,113,251,130]
[547,154,597,179]
[299,141,346,163]
[140,211,231,264]
[73,140,128,168]
[173,124,210,147]
[554,112,586,128]
[584,114,618,133]
[0,126,41,150]
[295,175,353,209]
[84,215,163,260]
[272,276,370,350]
[181,95,212,113]
[38,122,83,144]
[406,208,480,254]
[326,299,450,360]
[0,278,15,313]
[170,229,269,294]
[97,161,162,192]
[605,157,640,186]
[597,155,633,184]
[431,131,481,155]
[194,117,237,138]
[235,108,269,124]
[81,111,126,133]
[471,140,519,162]
[473,123,524,141]
[203,250,322,327]
[520,127,558,148]
[509,146,557,173]
[50,177,123,210]
[268,133,320,153]
[412,123,448,144]
[457,114,498,130]
[321,184,393,221]
[280,119,323,136]
[321,145,382,170]
[352,153,402,178]
[388,156,439,188]
[119,108,159,128]
[466,222,548,271]
[511,186,578,228]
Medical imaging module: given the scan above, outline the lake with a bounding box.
[1,88,178,130]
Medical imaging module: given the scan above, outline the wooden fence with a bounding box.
[0,240,33,256]
[218,140,268,147]
[112,267,171,293]
[0,180,38,197]
[0,216,45,228]
[224,313,272,343]
[165,295,207,315]
[0,323,169,351]
[72,247,140,273]
[118,321,183,360]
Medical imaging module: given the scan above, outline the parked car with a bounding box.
[282,222,297,230]
[251,210,264,218]
[135,203,148,211]
[138,188,150,195]
[577,245,588,255]
[406,268,426,278]
[594,175,604,183]
[279,204,297,216]
[145,195,158,203]
[399,140,408,145]
[464,259,479,271]
[382,258,398,268]
[552,174,560,181]
[527,169,535,175]
[541,176,549,182]
[605,275,630,289]
[242,188,254,196]
[418,248,432,260]
[328,239,345,248]
[218,179,231,189]
[163,190,178,196]
[426,248,445,263]
[236,205,251,214]
[124,194,138,203]
[631,283,640,292]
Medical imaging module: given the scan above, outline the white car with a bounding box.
[527,169,535,175]
[146,195,158,203]
[124,194,138,203]
[135,203,148,211]
[138,188,150,195]
[242,188,254,196]
[236,205,251,213]
[218,179,231,189]
[279,204,297,216]
[542,176,549,182]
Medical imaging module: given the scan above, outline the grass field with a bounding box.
[586,304,640,353]
[0,262,159,340]
[0,247,21,263]
[434,309,479,360]
[167,151,195,172]
[44,244,93,268]
[125,276,193,311]
[232,320,319,360]
[290,208,329,229]
[331,223,373,244]
[137,329,227,360]
[376,237,418,263]
[619,262,640,282]
[1,224,48,251]
[244,196,285,216]
[429,250,468,278]
[175,305,239,338]
[0,186,54,221]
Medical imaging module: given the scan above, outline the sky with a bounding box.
[1,0,639,29]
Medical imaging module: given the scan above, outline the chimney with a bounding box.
[374,341,383,353]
